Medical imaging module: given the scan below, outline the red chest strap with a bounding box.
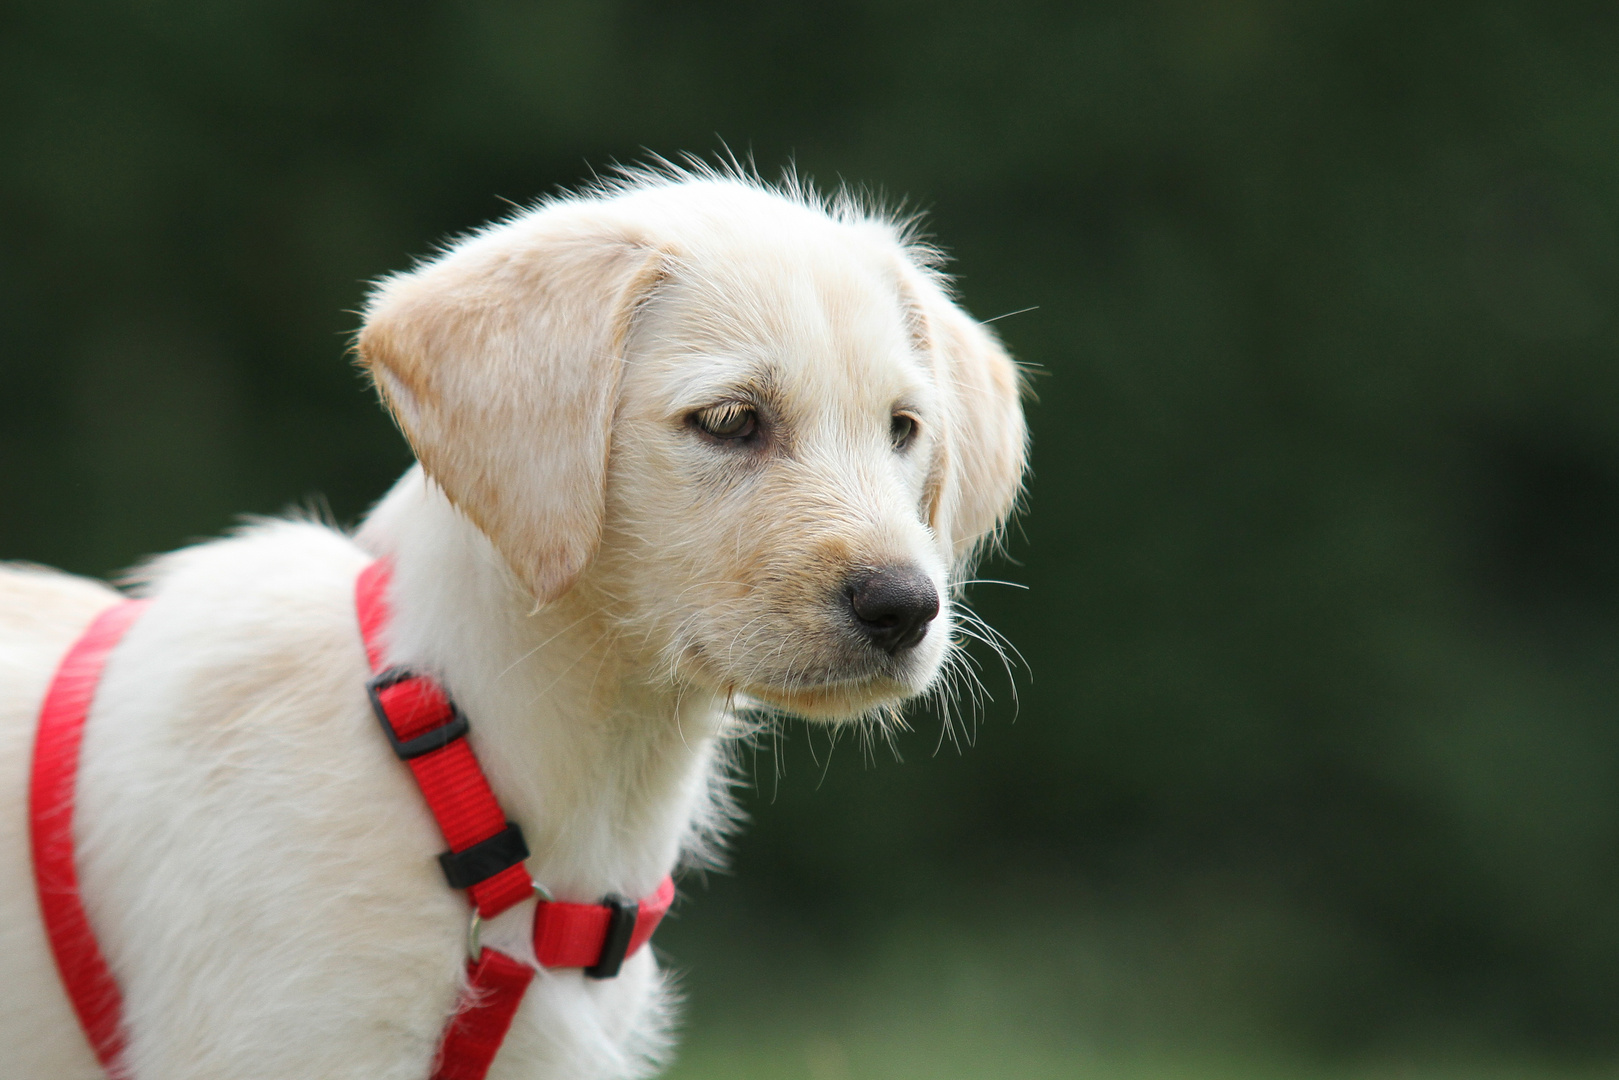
[356,559,675,1079]
[30,599,148,1079]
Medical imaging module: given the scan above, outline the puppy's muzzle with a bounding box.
[844,566,939,655]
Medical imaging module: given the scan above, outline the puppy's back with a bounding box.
[0,563,121,649]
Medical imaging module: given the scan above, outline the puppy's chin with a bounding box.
[741,674,920,721]
[677,624,951,720]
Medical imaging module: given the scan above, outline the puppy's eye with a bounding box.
[692,402,759,441]
[890,412,919,451]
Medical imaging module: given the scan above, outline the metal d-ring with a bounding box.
[466,908,483,963]
[466,880,555,963]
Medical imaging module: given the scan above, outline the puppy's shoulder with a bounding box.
[128,518,374,693]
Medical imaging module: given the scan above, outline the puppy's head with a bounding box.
[359,173,1027,720]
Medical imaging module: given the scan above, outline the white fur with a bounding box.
[0,170,1027,1078]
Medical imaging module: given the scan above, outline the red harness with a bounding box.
[29,559,674,1080]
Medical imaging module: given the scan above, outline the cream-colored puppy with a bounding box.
[0,170,1027,1079]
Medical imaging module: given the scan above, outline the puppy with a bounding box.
[0,169,1028,1079]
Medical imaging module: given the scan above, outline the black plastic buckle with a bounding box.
[366,667,470,760]
[438,821,531,890]
[584,894,639,980]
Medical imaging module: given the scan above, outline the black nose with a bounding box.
[846,566,940,654]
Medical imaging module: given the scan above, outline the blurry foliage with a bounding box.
[5,0,1619,1057]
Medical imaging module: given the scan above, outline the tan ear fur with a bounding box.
[905,272,1030,569]
[358,214,666,604]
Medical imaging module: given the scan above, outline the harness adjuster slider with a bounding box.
[585,894,639,980]
[438,821,531,890]
[366,667,470,760]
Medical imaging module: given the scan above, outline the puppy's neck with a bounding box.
[355,466,728,901]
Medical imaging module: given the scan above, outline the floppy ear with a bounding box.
[906,272,1030,571]
[358,213,666,604]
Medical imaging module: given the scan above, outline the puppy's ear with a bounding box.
[906,273,1030,570]
[358,216,666,604]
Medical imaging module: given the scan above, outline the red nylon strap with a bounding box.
[431,950,536,1080]
[30,599,149,1080]
[355,560,532,920]
[533,876,677,968]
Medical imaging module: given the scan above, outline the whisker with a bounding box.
[979,305,1039,324]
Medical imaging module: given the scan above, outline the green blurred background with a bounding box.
[6,2,1619,1076]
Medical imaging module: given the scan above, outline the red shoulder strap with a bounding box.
[31,599,148,1080]
[356,561,535,919]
